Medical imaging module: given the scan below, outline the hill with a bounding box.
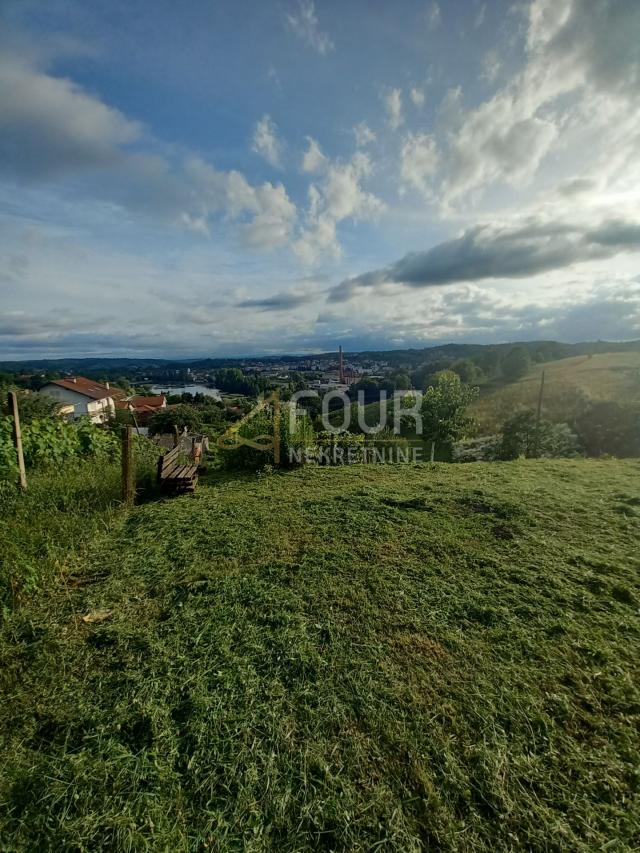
[1,459,639,850]
[471,351,640,433]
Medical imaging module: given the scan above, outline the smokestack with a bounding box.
[339,345,345,384]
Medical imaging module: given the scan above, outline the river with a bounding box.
[150,384,222,400]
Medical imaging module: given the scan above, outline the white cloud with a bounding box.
[426,2,441,30]
[294,151,385,265]
[383,88,403,130]
[436,0,640,207]
[400,133,439,198]
[285,0,334,55]
[251,114,282,168]
[474,3,486,28]
[0,55,140,178]
[301,136,327,173]
[410,87,425,108]
[353,122,376,147]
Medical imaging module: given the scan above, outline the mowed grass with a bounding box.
[1,459,639,851]
[471,352,640,432]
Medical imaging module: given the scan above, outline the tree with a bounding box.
[0,390,61,423]
[573,401,640,457]
[420,374,479,461]
[450,358,483,384]
[499,410,580,460]
[148,405,201,436]
[501,346,531,381]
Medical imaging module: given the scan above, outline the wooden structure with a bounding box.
[8,391,27,491]
[157,444,198,493]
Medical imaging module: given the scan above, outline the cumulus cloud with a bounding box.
[294,151,385,265]
[0,49,298,250]
[0,55,140,179]
[301,136,327,173]
[353,122,376,147]
[383,88,403,130]
[435,0,640,206]
[252,114,283,168]
[285,0,334,55]
[400,133,439,198]
[330,212,640,300]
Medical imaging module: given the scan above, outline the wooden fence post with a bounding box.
[121,424,134,505]
[8,391,27,491]
[173,425,180,448]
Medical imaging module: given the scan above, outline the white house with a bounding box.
[39,377,120,423]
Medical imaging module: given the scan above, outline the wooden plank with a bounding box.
[8,391,27,491]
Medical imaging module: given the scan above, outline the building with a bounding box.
[39,376,122,423]
[115,394,167,425]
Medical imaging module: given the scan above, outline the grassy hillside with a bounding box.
[1,460,639,850]
[471,352,640,433]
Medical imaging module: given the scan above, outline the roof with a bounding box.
[130,395,166,409]
[46,377,116,401]
[115,395,166,413]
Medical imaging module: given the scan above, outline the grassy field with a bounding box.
[1,459,639,850]
[471,352,640,433]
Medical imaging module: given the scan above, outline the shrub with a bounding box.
[0,417,120,479]
[453,435,501,463]
[498,410,581,460]
[501,346,531,381]
[573,400,640,457]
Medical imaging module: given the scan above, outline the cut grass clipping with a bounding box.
[1,458,639,850]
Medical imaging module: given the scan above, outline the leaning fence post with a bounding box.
[8,391,27,491]
[121,424,134,505]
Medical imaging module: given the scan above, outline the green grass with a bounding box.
[471,352,640,432]
[1,459,639,850]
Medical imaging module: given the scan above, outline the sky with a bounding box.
[1,0,640,359]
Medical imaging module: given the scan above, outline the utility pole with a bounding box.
[534,369,546,457]
[8,391,27,491]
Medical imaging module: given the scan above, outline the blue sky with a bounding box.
[1,0,640,357]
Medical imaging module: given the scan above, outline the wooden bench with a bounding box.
[157,444,198,493]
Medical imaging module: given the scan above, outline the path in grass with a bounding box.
[1,459,639,851]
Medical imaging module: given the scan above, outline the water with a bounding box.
[150,384,221,400]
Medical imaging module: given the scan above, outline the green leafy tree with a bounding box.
[450,358,483,384]
[573,401,640,457]
[148,405,201,436]
[420,374,479,461]
[0,390,61,423]
[501,346,531,381]
[499,410,580,460]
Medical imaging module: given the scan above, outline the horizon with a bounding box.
[1,0,640,358]
[1,336,639,366]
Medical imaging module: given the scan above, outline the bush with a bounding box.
[501,346,531,381]
[498,410,580,460]
[0,417,120,479]
[148,405,202,436]
[573,400,640,457]
[453,435,501,463]
[219,400,315,470]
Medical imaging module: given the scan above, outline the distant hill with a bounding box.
[471,352,640,432]
[2,339,640,375]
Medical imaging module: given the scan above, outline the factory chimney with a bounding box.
[339,345,345,384]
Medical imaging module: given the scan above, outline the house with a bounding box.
[39,376,122,423]
[115,394,167,425]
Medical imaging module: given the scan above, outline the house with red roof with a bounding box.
[39,377,124,423]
